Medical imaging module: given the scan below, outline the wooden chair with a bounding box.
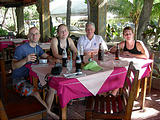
[147,52,154,94]
[0,98,8,120]
[0,58,46,119]
[136,52,154,109]
[85,62,139,120]
[0,58,11,102]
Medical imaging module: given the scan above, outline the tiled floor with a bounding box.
[3,88,160,120]
[62,88,160,120]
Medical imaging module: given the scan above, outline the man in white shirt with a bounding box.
[77,21,108,55]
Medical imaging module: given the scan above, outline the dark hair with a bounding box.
[57,24,68,33]
[123,26,133,35]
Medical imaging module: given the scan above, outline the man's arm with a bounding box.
[99,36,108,51]
[12,53,36,70]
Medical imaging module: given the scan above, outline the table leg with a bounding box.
[136,79,141,100]
[61,106,67,120]
[140,77,147,109]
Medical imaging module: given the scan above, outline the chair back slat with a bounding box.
[100,96,105,113]
[117,95,123,112]
[105,95,111,113]
[94,95,99,112]
[111,95,117,113]
[124,62,139,117]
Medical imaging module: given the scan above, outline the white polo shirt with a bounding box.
[77,35,108,52]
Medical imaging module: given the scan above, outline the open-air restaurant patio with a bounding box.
[1,0,160,120]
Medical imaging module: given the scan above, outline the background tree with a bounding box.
[137,0,154,43]
[107,0,143,35]
[150,0,160,43]
[1,8,9,27]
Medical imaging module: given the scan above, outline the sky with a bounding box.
[50,0,87,16]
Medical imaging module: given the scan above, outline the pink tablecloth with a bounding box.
[0,39,29,51]
[49,67,127,108]
[0,41,13,51]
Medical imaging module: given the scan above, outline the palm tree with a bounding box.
[107,0,144,35]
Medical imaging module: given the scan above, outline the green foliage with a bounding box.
[151,2,160,21]
[106,24,123,42]
[107,0,144,25]
[7,24,16,31]
[50,26,57,37]
[0,28,8,36]
[24,5,39,20]
[144,20,160,51]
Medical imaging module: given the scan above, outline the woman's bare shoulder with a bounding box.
[51,37,58,43]
[136,41,143,47]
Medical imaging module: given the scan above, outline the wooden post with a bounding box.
[88,0,107,40]
[89,0,98,34]
[37,0,51,42]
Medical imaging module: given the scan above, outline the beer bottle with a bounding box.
[80,45,84,63]
[98,43,104,61]
[76,51,82,72]
[62,49,67,67]
[115,44,119,60]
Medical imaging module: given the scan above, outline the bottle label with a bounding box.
[63,54,67,58]
[76,59,81,63]
[115,44,119,60]
[80,46,84,55]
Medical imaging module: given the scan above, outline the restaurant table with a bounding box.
[26,54,153,119]
[0,38,29,51]
[39,42,51,52]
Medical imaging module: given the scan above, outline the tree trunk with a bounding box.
[1,8,9,26]
[12,8,16,31]
[137,0,154,44]
[66,0,72,31]
[15,7,25,38]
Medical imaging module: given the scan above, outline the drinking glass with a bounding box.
[66,60,72,73]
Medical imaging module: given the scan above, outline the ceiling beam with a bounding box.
[0,0,37,7]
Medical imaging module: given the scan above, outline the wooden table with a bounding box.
[26,54,153,119]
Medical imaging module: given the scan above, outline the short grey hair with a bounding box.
[85,21,95,29]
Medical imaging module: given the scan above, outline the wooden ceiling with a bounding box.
[0,0,37,7]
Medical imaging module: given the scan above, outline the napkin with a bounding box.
[83,61,103,72]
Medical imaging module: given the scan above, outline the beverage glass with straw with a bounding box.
[67,51,72,73]
[34,47,39,64]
